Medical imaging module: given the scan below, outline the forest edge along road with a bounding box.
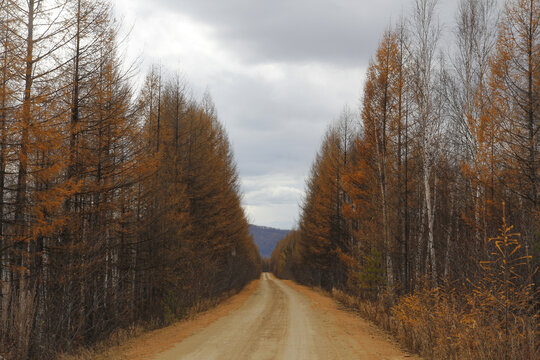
[105,273,417,359]
[101,273,419,360]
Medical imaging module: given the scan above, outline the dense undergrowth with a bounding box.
[270,0,539,358]
[331,221,538,360]
[57,286,246,360]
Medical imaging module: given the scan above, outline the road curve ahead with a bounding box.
[151,273,414,360]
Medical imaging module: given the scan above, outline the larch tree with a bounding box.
[270,0,538,357]
[6,0,77,357]
[361,30,405,290]
[0,0,18,344]
[489,0,539,288]
[297,117,355,290]
[491,0,539,247]
[0,1,260,358]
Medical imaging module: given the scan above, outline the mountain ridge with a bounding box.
[249,224,290,258]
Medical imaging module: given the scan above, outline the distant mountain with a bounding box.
[249,224,290,258]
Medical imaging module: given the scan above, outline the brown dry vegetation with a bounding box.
[271,0,539,359]
[0,1,260,358]
[79,275,418,360]
[58,279,259,360]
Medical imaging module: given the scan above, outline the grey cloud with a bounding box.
[153,0,406,66]
[119,0,459,228]
[243,177,304,206]
[205,67,355,177]
[242,174,305,229]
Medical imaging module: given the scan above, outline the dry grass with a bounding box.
[332,286,538,360]
[331,288,394,333]
[332,221,538,360]
[57,289,243,360]
[56,325,146,360]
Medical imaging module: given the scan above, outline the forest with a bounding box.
[0,0,261,359]
[271,0,539,358]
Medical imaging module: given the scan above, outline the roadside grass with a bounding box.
[57,289,244,360]
[331,284,537,360]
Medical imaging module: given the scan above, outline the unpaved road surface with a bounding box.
[150,273,416,360]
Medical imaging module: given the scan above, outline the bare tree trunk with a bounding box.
[14,2,35,356]
[444,193,457,279]
[426,172,437,284]
[415,191,426,287]
[0,16,11,342]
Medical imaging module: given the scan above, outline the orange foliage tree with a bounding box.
[0,1,260,358]
[271,0,538,357]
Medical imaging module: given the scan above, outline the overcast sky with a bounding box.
[114,0,457,230]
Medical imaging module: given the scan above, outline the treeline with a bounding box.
[272,0,538,358]
[0,0,260,359]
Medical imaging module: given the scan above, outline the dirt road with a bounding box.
[150,273,416,360]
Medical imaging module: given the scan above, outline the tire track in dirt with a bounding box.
[149,273,418,360]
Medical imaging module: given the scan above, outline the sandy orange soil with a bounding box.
[100,273,419,360]
[91,279,259,360]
